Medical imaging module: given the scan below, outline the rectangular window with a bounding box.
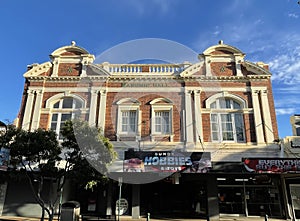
[211,113,245,142]
[51,113,71,139]
[234,113,244,142]
[221,114,234,141]
[211,114,219,141]
[121,111,137,133]
[51,114,58,131]
[155,111,170,134]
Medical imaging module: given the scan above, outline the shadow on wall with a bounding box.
[2,180,44,218]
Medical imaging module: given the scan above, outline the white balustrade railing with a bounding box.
[100,63,187,75]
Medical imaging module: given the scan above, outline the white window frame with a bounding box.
[120,110,138,134]
[116,98,141,141]
[150,98,173,141]
[154,110,171,134]
[49,97,83,140]
[208,95,246,143]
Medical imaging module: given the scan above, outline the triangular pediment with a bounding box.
[23,62,52,78]
[86,64,111,77]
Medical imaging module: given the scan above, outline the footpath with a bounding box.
[0,215,290,221]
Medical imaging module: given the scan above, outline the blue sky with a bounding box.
[0,0,299,138]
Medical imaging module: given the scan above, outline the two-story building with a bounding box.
[2,40,295,220]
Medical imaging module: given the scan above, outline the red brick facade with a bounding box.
[18,41,279,148]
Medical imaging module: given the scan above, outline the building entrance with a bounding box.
[140,180,207,218]
[290,184,300,220]
[217,175,282,217]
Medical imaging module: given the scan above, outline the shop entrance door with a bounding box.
[141,181,207,218]
[290,184,300,220]
[218,186,245,215]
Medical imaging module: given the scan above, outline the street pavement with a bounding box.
[0,215,290,221]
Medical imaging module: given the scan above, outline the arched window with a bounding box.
[210,98,245,142]
[50,97,83,139]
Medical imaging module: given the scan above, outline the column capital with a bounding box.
[194,90,201,95]
[27,89,35,95]
[251,89,260,94]
[100,90,106,95]
[91,89,99,94]
[36,89,43,94]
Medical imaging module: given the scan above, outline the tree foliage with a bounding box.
[0,121,116,221]
[61,120,117,189]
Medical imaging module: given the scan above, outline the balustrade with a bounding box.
[102,63,185,75]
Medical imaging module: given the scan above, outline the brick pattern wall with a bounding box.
[58,63,82,76]
[210,62,237,76]
[104,91,183,142]
[18,44,279,146]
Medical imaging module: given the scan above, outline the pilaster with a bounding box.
[204,56,212,76]
[234,54,243,76]
[22,89,35,130]
[194,90,203,144]
[261,90,274,143]
[51,57,59,77]
[185,90,194,144]
[88,89,98,126]
[251,89,265,143]
[98,90,107,132]
[31,90,43,130]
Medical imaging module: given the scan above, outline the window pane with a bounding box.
[211,114,219,141]
[129,111,136,132]
[50,123,57,131]
[223,131,234,141]
[212,132,219,141]
[61,114,72,121]
[155,111,170,134]
[121,111,137,133]
[211,123,218,131]
[53,101,60,108]
[51,114,58,121]
[211,114,218,122]
[219,99,226,109]
[225,99,231,108]
[235,114,245,141]
[221,114,234,141]
[75,100,82,108]
[233,101,241,109]
[210,102,216,109]
[62,98,73,108]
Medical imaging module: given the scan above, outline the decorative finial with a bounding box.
[71,41,76,46]
[218,40,223,45]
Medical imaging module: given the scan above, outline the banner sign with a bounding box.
[124,151,211,173]
[243,158,300,173]
[0,148,10,171]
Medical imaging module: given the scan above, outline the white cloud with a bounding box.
[274,94,300,107]
[276,108,297,115]
[268,35,300,85]
[122,0,176,16]
[288,13,299,18]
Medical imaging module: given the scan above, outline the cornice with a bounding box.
[242,60,272,76]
